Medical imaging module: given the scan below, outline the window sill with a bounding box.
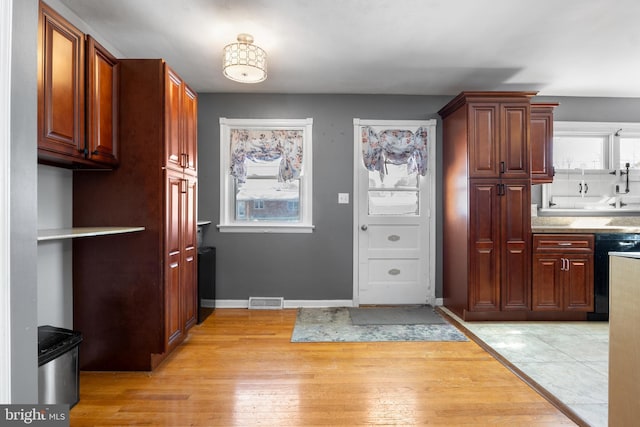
[217,224,315,233]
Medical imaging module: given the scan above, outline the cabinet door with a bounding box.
[181,176,198,330]
[565,255,594,311]
[500,103,530,179]
[532,255,563,311]
[86,36,119,166]
[38,2,85,161]
[182,85,198,174]
[468,103,499,178]
[500,181,531,310]
[165,170,184,349]
[165,66,183,170]
[530,104,557,184]
[469,180,500,311]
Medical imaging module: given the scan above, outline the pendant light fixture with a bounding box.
[222,33,267,83]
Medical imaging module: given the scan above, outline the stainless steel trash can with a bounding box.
[38,325,83,407]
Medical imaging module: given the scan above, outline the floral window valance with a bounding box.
[230,129,304,183]
[361,126,428,180]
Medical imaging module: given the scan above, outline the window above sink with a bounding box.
[541,121,640,215]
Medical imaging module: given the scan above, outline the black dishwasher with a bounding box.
[590,233,640,320]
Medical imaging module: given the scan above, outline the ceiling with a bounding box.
[58,0,640,97]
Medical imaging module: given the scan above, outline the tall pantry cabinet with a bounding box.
[438,92,535,321]
[73,60,198,371]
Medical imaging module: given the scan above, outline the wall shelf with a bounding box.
[37,226,145,241]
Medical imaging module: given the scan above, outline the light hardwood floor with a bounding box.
[70,309,576,426]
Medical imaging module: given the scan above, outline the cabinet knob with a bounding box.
[361,224,368,231]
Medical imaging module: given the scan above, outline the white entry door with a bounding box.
[353,119,436,306]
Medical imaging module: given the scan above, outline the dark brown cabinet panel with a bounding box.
[38,1,85,163]
[532,234,594,312]
[85,35,119,166]
[439,92,535,320]
[530,103,558,184]
[501,181,531,311]
[183,86,198,175]
[469,181,500,311]
[73,59,197,370]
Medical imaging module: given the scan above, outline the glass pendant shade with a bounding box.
[223,33,267,83]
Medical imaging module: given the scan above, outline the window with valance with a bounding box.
[219,118,314,233]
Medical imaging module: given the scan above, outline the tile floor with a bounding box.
[440,307,609,427]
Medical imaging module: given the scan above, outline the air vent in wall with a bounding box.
[248,297,284,310]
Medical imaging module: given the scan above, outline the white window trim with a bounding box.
[218,117,314,233]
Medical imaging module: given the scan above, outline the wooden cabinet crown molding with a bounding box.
[438,91,538,119]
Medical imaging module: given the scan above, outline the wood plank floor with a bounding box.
[70,309,576,426]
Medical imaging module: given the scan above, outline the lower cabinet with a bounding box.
[532,234,594,311]
[165,170,197,351]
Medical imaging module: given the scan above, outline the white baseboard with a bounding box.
[209,299,443,308]
[210,299,355,309]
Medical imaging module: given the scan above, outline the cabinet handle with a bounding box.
[388,268,401,276]
[181,178,187,194]
[558,242,572,246]
[500,161,505,174]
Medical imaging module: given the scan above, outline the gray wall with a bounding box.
[198,93,640,303]
[198,94,450,301]
[11,0,38,403]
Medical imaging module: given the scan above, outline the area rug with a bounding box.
[290,307,468,343]
[348,305,446,325]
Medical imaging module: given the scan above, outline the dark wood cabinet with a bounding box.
[164,170,198,351]
[38,1,85,164]
[85,35,119,166]
[530,103,558,184]
[467,101,531,179]
[38,1,118,168]
[439,92,535,320]
[468,179,531,313]
[532,234,594,312]
[73,59,198,370]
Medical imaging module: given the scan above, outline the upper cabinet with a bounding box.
[164,67,198,175]
[85,36,119,167]
[38,1,118,169]
[439,92,536,180]
[530,103,558,184]
[38,2,85,163]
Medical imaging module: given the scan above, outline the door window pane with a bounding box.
[368,164,419,215]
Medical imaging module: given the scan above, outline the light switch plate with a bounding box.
[338,193,349,204]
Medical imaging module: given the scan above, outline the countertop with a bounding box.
[609,252,640,259]
[531,216,640,234]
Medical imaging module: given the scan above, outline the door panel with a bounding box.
[501,104,530,178]
[532,255,563,311]
[165,66,182,170]
[468,103,498,178]
[565,255,594,311]
[501,181,531,310]
[469,181,500,311]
